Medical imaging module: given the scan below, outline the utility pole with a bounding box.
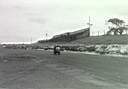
[104,20,108,36]
[46,33,48,42]
[125,25,128,35]
[89,16,91,29]
[87,16,91,29]
[87,16,93,36]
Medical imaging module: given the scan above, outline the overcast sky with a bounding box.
[0,0,128,43]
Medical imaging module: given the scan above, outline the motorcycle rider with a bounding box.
[54,44,61,55]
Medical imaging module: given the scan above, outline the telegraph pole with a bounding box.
[46,33,48,42]
[104,20,108,35]
[87,16,91,30]
[125,25,128,35]
[87,16,93,36]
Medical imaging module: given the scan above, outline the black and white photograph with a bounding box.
[0,0,128,89]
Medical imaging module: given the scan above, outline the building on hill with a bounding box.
[49,28,90,42]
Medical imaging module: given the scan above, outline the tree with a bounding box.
[118,27,127,35]
[108,18,124,27]
[107,18,126,35]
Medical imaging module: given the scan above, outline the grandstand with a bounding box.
[49,28,90,42]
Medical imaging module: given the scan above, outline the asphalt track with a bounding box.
[0,48,128,89]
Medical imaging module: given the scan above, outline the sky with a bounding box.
[0,0,128,43]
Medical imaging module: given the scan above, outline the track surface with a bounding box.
[0,48,128,89]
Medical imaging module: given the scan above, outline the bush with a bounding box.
[77,47,87,52]
[95,45,107,54]
[119,46,128,55]
[86,45,96,52]
[70,46,79,51]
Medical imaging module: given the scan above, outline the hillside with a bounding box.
[70,35,128,45]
